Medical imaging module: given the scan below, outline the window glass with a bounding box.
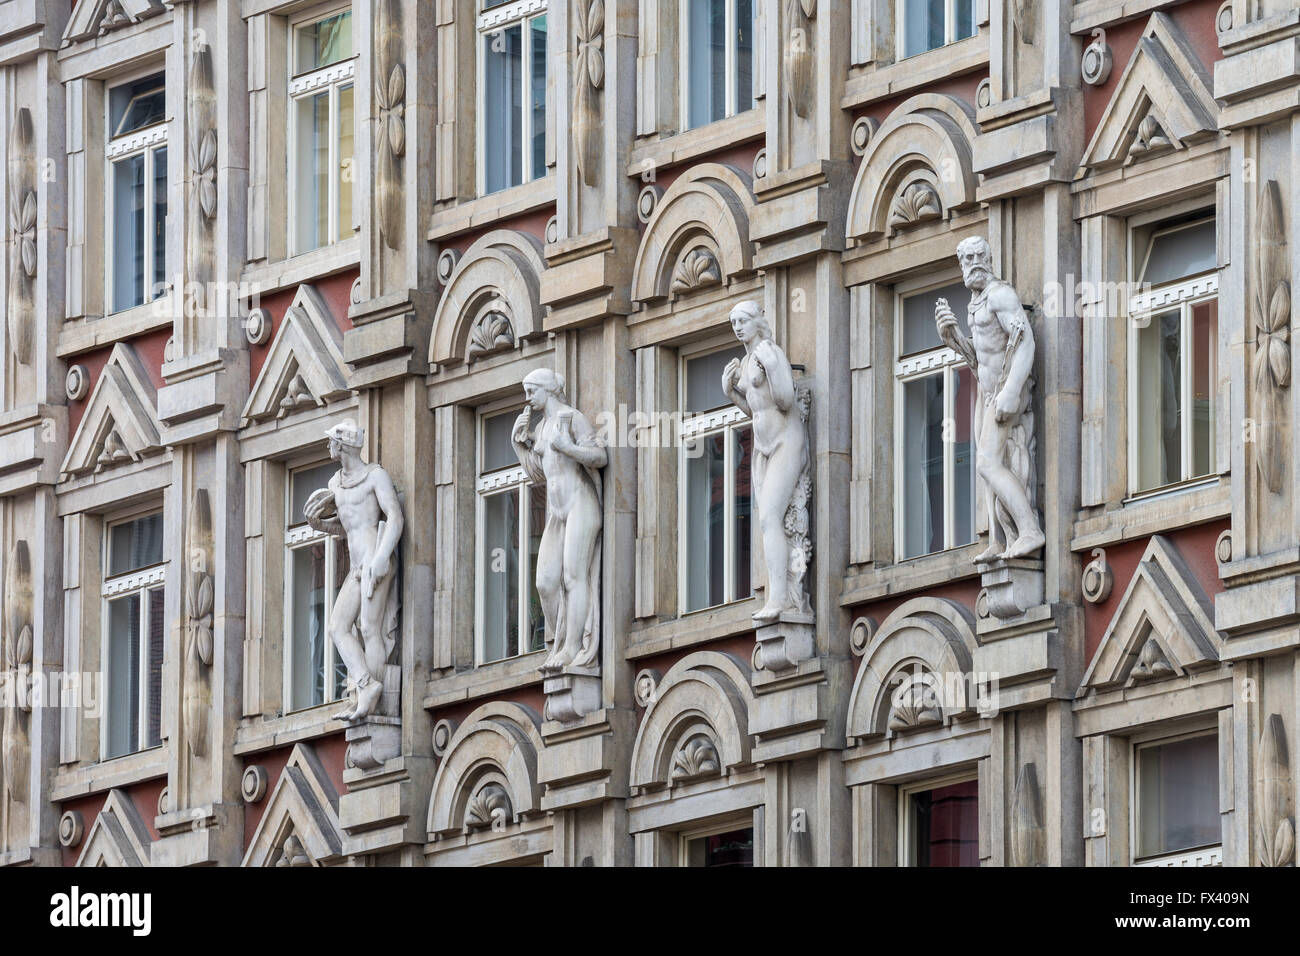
[295,91,331,251]
[108,513,164,577]
[734,0,753,114]
[295,12,353,74]
[288,542,328,710]
[1139,219,1216,288]
[1136,734,1220,859]
[732,426,753,599]
[106,593,142,759]
[525,484,547,654]
[111,153,146,313]
[481,487,522,662]
[902,0,945,58]
[484,24,524,194]
[1190,300,1218,478]
[685,827,754,867]
[290,462,337,526]
[687,0,726,129]
[337,84,354,239]
[685,346,745,414]
[530,16,548,179]
[684,432,727,612]
[908,778,979,867]
[144,586,164,748]
[110,74,166,137]
[482,411,520,472]
[952,365,976,548]
[1135,309,1183,491]
[902,280,969,356]
[901,374,944,558]
[151,147,167,293]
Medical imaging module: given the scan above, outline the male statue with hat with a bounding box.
[303,421,405,721]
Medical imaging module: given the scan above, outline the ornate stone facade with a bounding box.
[0,0,1293,867]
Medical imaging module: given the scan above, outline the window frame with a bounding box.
[895,0,976,60]
[676,340,752,616]
[892,271,976,561]
[282,457,348,714]
[1125,213,1219,499]
[287,4,357,257]
[474,399,546,666]
[475,0,550,197]
[677,814,756,867]
[99,507,167,761]
[896,767,979,867]
[104,66,169,316]
[679,0,754,131]
[1129,725,1222,867]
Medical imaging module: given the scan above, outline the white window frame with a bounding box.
[892,273,975,560]
[1129,725,1222,867]
[895,0,976,60]
[287,5,357,256]
[677,814,756,867]
[679,0,754,130]
[474,402,545,665]
[475,0,549,196]
[897,768,978,867]
[104,68,168,315]
[1125,214,1219,498]
[100,510,167,761]
[282,460,347,713]
[677,343,752,616]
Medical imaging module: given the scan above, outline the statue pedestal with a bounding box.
[346,715,402,772]
[543,665,602,723]
[752,612,816,673]
[978,558,1044,620]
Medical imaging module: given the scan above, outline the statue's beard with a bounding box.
[963,265,991,289]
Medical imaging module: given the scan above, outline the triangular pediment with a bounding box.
[1079,536,1222,694]
[76,789,152,867]
[60,343,162,480]
[1078,13,1218,173]
[63,0,165,46]
[241,285,350,428]
[241,743,343,867]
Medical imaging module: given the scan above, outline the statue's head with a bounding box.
[956,236,993,291]
[729,300,772,346]
[522,368,568,414]
[325,420,364,461]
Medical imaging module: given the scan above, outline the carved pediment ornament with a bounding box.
[1127,114,1171,161]
[464,782,512,831]
[1254,179,1291,493]
[573,0,605,187]
[671,735,720,780]
[887,180,942,230]
[95,427,132,471]
[276,833,313,867]
[887,671,942,731]
[277,372,315,416]
[670,247,722,296]
[465,310,515,363]
[1128,636,1173,683]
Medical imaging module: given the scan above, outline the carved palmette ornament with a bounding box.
[1253,180,1290,494]
[465,782,512,831]
[669,247,721,296]
[573,0,605,187]
[784,0,816,118]
[185,490,215,759]
[465,311,515,363]
[2,541,34,806]
[1256,713,1295,867]
[887,181,941,230]
[375,0,406,251]
[7,108,36,366]
[671,736,720,780]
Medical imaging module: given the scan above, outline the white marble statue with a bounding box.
[934,236,1045,562]
[512,369,607,673]
[722,301,813,624]
[303,421,404,721]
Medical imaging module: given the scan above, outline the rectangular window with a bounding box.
[896,279,975,559]
[476,408,547,664]
[683,0,755,130]
[680,821,754,867]
[1133,731,1220,864]
[679,345,752,613]
[1128,215,1218,495]
[290,9,355,255]
[900,773,979,867]
[478,1,549,195]
[899,0,976,59]
[102,512,166,760]
[106,73,168,314]
[285,462,349,711]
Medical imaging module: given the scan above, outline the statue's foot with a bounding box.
[973,545,1002,565]
[752,603,782,625]
[350,678,384,721]
[333,700,357,722]
[1001,531,1045,560]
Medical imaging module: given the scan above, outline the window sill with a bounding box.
[626,597,758,660]
[51,746,168,802]
[58,299,174,359]
[627,109,765,180]
[240,237,361,300]
[428,175,556,243]
[233,700,349,756]
[1071,477,1229,552]
[423,650,546,711]
[1132,845,1223,867]
[842,35,987,111]
[840,543,983,608]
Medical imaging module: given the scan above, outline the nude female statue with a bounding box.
[511,369,608,673]
[722,301,813,624]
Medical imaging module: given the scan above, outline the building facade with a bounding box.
[0,0,1294,867]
